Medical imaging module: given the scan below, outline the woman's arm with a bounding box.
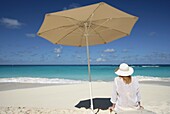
[109,103,116,112]
[138,101,144,109]
[109,78,118,111]
[136,78,144,109]
[110,79,118,104]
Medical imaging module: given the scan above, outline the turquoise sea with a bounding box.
[0,65,170,84]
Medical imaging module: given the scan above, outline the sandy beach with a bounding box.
[0,81,170,114]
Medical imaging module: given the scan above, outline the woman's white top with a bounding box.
[110,77,141,112]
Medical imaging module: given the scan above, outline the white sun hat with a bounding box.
[115,63,134,76]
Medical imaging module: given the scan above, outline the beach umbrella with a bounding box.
[37,2,138,113]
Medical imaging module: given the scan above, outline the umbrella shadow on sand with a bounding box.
[75,98,112,114]
[75,98,157,114]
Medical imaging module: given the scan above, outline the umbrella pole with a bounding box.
[84,23,94,113]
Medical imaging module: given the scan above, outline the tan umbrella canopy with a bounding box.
[37,2,138,113]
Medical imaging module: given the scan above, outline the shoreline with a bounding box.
[0,82,59,91]
[0,80,170,91]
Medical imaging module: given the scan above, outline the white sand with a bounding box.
[0,82,170,114]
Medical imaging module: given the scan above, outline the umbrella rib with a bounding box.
[90,18,111,32]
[91,23,129,35]
[91,17,137,22]
[46,14,84,33]
[90,26,107,44]
[65,17,84,33]
[47,14,81,23]
[86,2,103,22]
[38,24,76,35]
[86,2,104,35]
[55,27,79,44]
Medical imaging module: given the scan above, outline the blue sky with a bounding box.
[0,0,170,65]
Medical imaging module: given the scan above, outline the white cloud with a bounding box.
[96,58,106,62]
[149,32,156,36]
[104,48,115,53]
[0,17,23,29]
[56,54,60,57]
[26,33,36,38]
[63,3,81,10]
[122,49,128,52]
[101,54,106,57]
[54,48,61,53]
[54,46,63,57]
[76,54,81,59]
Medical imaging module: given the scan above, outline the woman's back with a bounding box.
[114,77,141,108]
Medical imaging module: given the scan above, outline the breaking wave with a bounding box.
[0,76,170,84]
[0,77,86,84]
[135,76,170,82]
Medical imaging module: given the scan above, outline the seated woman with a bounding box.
[109,63,144,113]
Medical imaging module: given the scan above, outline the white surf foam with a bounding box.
[135,76,170,82]
[0,76,170,84]
[141,66,159,67]
[0,77,86,84]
